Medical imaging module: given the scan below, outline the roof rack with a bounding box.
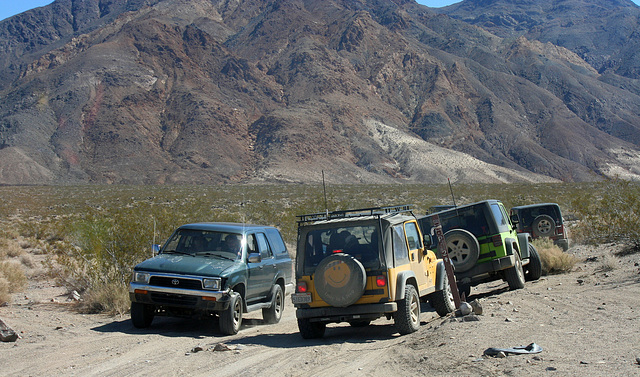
[297,205,414,224]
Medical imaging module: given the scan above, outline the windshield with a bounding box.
[162,229,243,260]
[303,224,380,273]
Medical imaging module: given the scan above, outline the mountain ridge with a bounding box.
[0,0,639,185]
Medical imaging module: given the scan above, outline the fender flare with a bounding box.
[435,260,448,291]
[395,270,418,300]
[504,238,518,256]
[517,233,531,259]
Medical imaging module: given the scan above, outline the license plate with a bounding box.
[291,293,312,304]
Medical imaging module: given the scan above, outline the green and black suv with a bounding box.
[130,222,293,335]
[419,200,542,297]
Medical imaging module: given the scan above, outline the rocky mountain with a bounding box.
[0,0,639,185]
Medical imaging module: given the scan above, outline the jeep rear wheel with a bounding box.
[524,244,542,281]
[315,253,366,307]
[220,292,242,335]
[429,276,456,317]
[131,302,154,328]
[532,215,555,237]
[395,284,420,334]
[444,229,480,273]
[262,284,284,324]
[298,318,326,339]
[504,250,526,290]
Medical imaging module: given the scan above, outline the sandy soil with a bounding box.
[1,243,639,377]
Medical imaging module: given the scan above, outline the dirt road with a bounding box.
[2,243,639,376]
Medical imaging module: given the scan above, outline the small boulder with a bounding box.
[0,319,19,342]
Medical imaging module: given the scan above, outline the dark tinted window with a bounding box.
[303,225,379,272]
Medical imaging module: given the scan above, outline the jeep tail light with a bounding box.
[492,235,502,247]
[296,281,308,293]
[376,275,386,287]
[557,224,564,235]
[333,249,343,253]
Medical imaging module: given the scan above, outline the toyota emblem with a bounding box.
[171,279,180,286]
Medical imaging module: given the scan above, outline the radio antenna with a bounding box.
[448,178,457,207]
[322,170,329,216]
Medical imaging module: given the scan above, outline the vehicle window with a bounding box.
[404,222,422,250]
[303,225,379,272]
[265,228,287,254]
[393,225,410,264]
[491,203,510,232]
[256,233,273,259]
[162,229,241,259]
[245,234,258,254]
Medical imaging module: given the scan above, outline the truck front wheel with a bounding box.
[131,302,155,328]
[220,292,242,335]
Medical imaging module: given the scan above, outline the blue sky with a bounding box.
[2,0,640,21]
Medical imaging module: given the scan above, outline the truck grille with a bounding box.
[150,292,198,306]
[149,276,202,290]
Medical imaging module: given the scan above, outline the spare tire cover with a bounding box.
[314,253,366,307]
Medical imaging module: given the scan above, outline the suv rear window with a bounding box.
[303,225,380,272]
[515,205,561,224]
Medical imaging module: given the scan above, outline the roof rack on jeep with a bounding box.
[297,205,414,224]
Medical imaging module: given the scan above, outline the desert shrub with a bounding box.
[571,179,640,249]
[0,277,10,305]
[533,238,577,274]
[597,254,620,272]
[0,259,27,295]
[80,281,130,315]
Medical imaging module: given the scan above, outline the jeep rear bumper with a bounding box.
[296,302,397,322]
[456,254,516,285]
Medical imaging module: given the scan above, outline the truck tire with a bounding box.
[131,302,154,328]
[524,244,542,281]
[504,250,526,290]
[394,284,420,334]
[262,284,284,324]
[428,276,456,317]
[219,292,242,335]
[315,253,366,307]
[444,229,480,273]
[298,318,326,339]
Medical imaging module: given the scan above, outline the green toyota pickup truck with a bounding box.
[129,222,293,335]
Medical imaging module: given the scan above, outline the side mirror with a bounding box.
[152,244,161,255]
[423,234,434,249]
[248,253,262,263]
[510,214,519,225]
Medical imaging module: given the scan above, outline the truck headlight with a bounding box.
[202,278,221,290]
[132,271,150,284]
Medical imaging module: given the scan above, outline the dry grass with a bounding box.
[0,277,10,305]
[597,254,620,272]
[0,259,27,304]
[78,282,130,316]
[533,238,578,274]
